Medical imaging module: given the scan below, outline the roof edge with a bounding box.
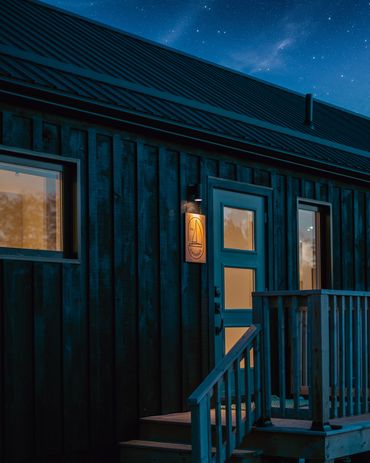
[25,0,370,123]
[1,47,370,161]
[1,80,370,186]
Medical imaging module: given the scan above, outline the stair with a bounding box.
[119,412,262,463]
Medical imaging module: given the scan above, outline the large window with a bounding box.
[0,153,79,260]
[298,200,332,289]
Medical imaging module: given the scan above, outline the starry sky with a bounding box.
[43,0,370,117]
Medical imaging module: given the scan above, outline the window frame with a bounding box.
[297,198,333,290]
[0,147,80,263]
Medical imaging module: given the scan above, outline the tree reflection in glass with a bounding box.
[0,162,62,251]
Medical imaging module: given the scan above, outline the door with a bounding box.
[213,188,266,363]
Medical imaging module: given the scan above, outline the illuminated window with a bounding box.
[0,154,78,259]
[298,201,332,290]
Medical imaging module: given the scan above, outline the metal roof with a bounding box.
[1,0,370,177]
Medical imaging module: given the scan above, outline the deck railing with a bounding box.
[253,290,370,430]
[188,325,262,463]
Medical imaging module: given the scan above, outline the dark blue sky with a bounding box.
[44,0,370,117]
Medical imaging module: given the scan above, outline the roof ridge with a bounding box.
[22,0,370,123]
[1,45,370,161]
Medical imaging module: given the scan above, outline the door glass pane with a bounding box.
[299,209,320,289]
[224,206,254,250]
[224,267,255,309]
[225,327,249,354]
[0,162,63,251]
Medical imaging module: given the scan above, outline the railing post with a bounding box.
[253,294,272,426]
[310,293,331,431]
[190,397,211,463]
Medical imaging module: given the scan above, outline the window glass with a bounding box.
[298,208,320,289]
[224,267,255,309]
[224,206,254,250]
[0,162,62,251]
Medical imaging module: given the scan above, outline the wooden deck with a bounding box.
[141,411,370,462]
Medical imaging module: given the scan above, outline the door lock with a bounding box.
[214,286,221,297]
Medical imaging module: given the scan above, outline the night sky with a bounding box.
[43,0,370,117]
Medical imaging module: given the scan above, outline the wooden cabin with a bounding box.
[2,1,370,462]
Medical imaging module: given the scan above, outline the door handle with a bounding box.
[215,314,224,335]
[215,302,224,335]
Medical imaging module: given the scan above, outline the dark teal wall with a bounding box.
[0,103,369,462]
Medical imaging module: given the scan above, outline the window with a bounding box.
[298,200,332,289]
[0,153,79,261]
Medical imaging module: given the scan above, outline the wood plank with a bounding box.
[272,174,286,290]
[341,189,354,290]
[346,297,354,416]
[3,261,34,461]
[61,126,89,453]
[253,168,270,187]
[43,122,61,154]
[330,186,342,290]
[180,153,201,405]
[362,297,369,413]
[33,263,63,457]
[88,131,115,445]
[137,142,161,416]
[354,191,365,290]
[236,164,253,184]
[286,177,300,290]
[2,111,32,148]
[219,160,236,180]
[200,157,217,375]
[113,136,139,439]
[159,147,181,413]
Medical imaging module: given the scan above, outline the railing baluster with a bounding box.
[235,359,242,446]
[363,297,369,413]
[277,296,286,417]
[253,334,262,421]
[224,370,233,457]
[354,297,361,414]
[339,295,346,417]
[245,347,252,430]
[330,295,338,418]
[291,296,301,417]
[215,382,222,463]
[207,392,212,462]
[261,296,272,424]
[346,296,354,416]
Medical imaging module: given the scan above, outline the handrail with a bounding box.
[188,324,262,463]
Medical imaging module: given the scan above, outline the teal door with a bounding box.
[213,188,266,363]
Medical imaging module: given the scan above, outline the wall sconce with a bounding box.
[187,184,202,203]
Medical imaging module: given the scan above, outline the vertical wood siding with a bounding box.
[1,105,370,462]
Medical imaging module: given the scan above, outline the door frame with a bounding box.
[206,176,274,369]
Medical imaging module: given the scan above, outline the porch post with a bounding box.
[253,294,272,426]
[310,293,331,431]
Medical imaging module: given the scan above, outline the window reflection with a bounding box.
[0,162,62,251]
[224,206,254,250]
[299,208,320,289]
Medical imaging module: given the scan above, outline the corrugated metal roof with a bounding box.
[1,52,370,176]
[0,0,370,177]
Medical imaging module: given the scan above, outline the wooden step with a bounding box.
[120,439,262,463]
[140,413,192,444]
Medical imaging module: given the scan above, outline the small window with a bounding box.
[0,153,79,261]
[298,200,332,289]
